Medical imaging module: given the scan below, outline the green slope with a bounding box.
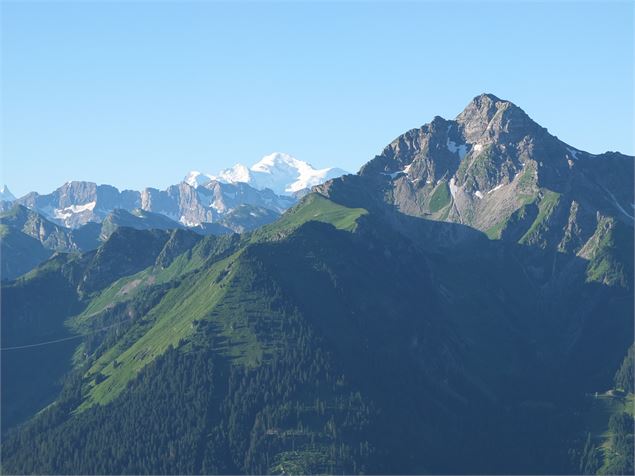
[2,192,633,475]
[78,194,369,408]
[254,193,368,239]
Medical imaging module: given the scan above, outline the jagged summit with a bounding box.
[342,93,633,248]
[455,93,538,143]
[457,93,507,126]
[0,185,16,202]
[14,175,295,230]
[360,94,539,180]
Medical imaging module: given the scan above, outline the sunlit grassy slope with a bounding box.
[255,193,368,238]
[77,194,368,409]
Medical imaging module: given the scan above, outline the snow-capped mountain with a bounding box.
[6,153,346,233]
[0,185,16,202]
[185,153,348,196]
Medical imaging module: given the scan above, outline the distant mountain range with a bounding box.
[2,94,633,475]
[0,155,347,279]
[7,179,295,229]
[2,153,346,230]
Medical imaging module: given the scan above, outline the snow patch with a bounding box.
[185,171,213,188]
[472,143,484,154]
[447,138,468,160]
[213,164,252,184]
[53,201,96,219]
[53,209,72,220]
[179,216,199,227]
[248,152,344,194]
[73,201,96,213]
[203,153,347,196]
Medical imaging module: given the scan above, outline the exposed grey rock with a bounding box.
[322,93,634,265]
[14,179,295,232]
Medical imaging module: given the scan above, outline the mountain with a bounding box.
[7,153,344,238]
[0,204,98,253]
[14,179,295,230]
[0,205,230,280]
[348,93,633,247]
[101,208,233,238]
[186,152,348,196]
[0,185,16,202]
[216,204,281,233]
[0,205,99,280]
[100,208,192,240]
[1,95,632,475]
[317,94,633,294]
[15,182,140,228]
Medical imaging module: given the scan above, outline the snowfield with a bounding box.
[186,152,347,196]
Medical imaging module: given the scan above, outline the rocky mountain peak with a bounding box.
[456,93,537,144]
[458,93,502,122]
[337,93,634,251]
[0,185,15,202]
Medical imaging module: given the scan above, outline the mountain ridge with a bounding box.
[322,93,634,264]
[4,153,345,236]
[3,187,631,473]
[1,93,632,475]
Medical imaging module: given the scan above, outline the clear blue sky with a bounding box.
[2,1,633,197]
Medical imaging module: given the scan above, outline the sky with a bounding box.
[1,1,633,197]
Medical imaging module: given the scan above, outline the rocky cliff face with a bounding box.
[16,182,140,228]
[329,94,633,270]
[14,179,295,230]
